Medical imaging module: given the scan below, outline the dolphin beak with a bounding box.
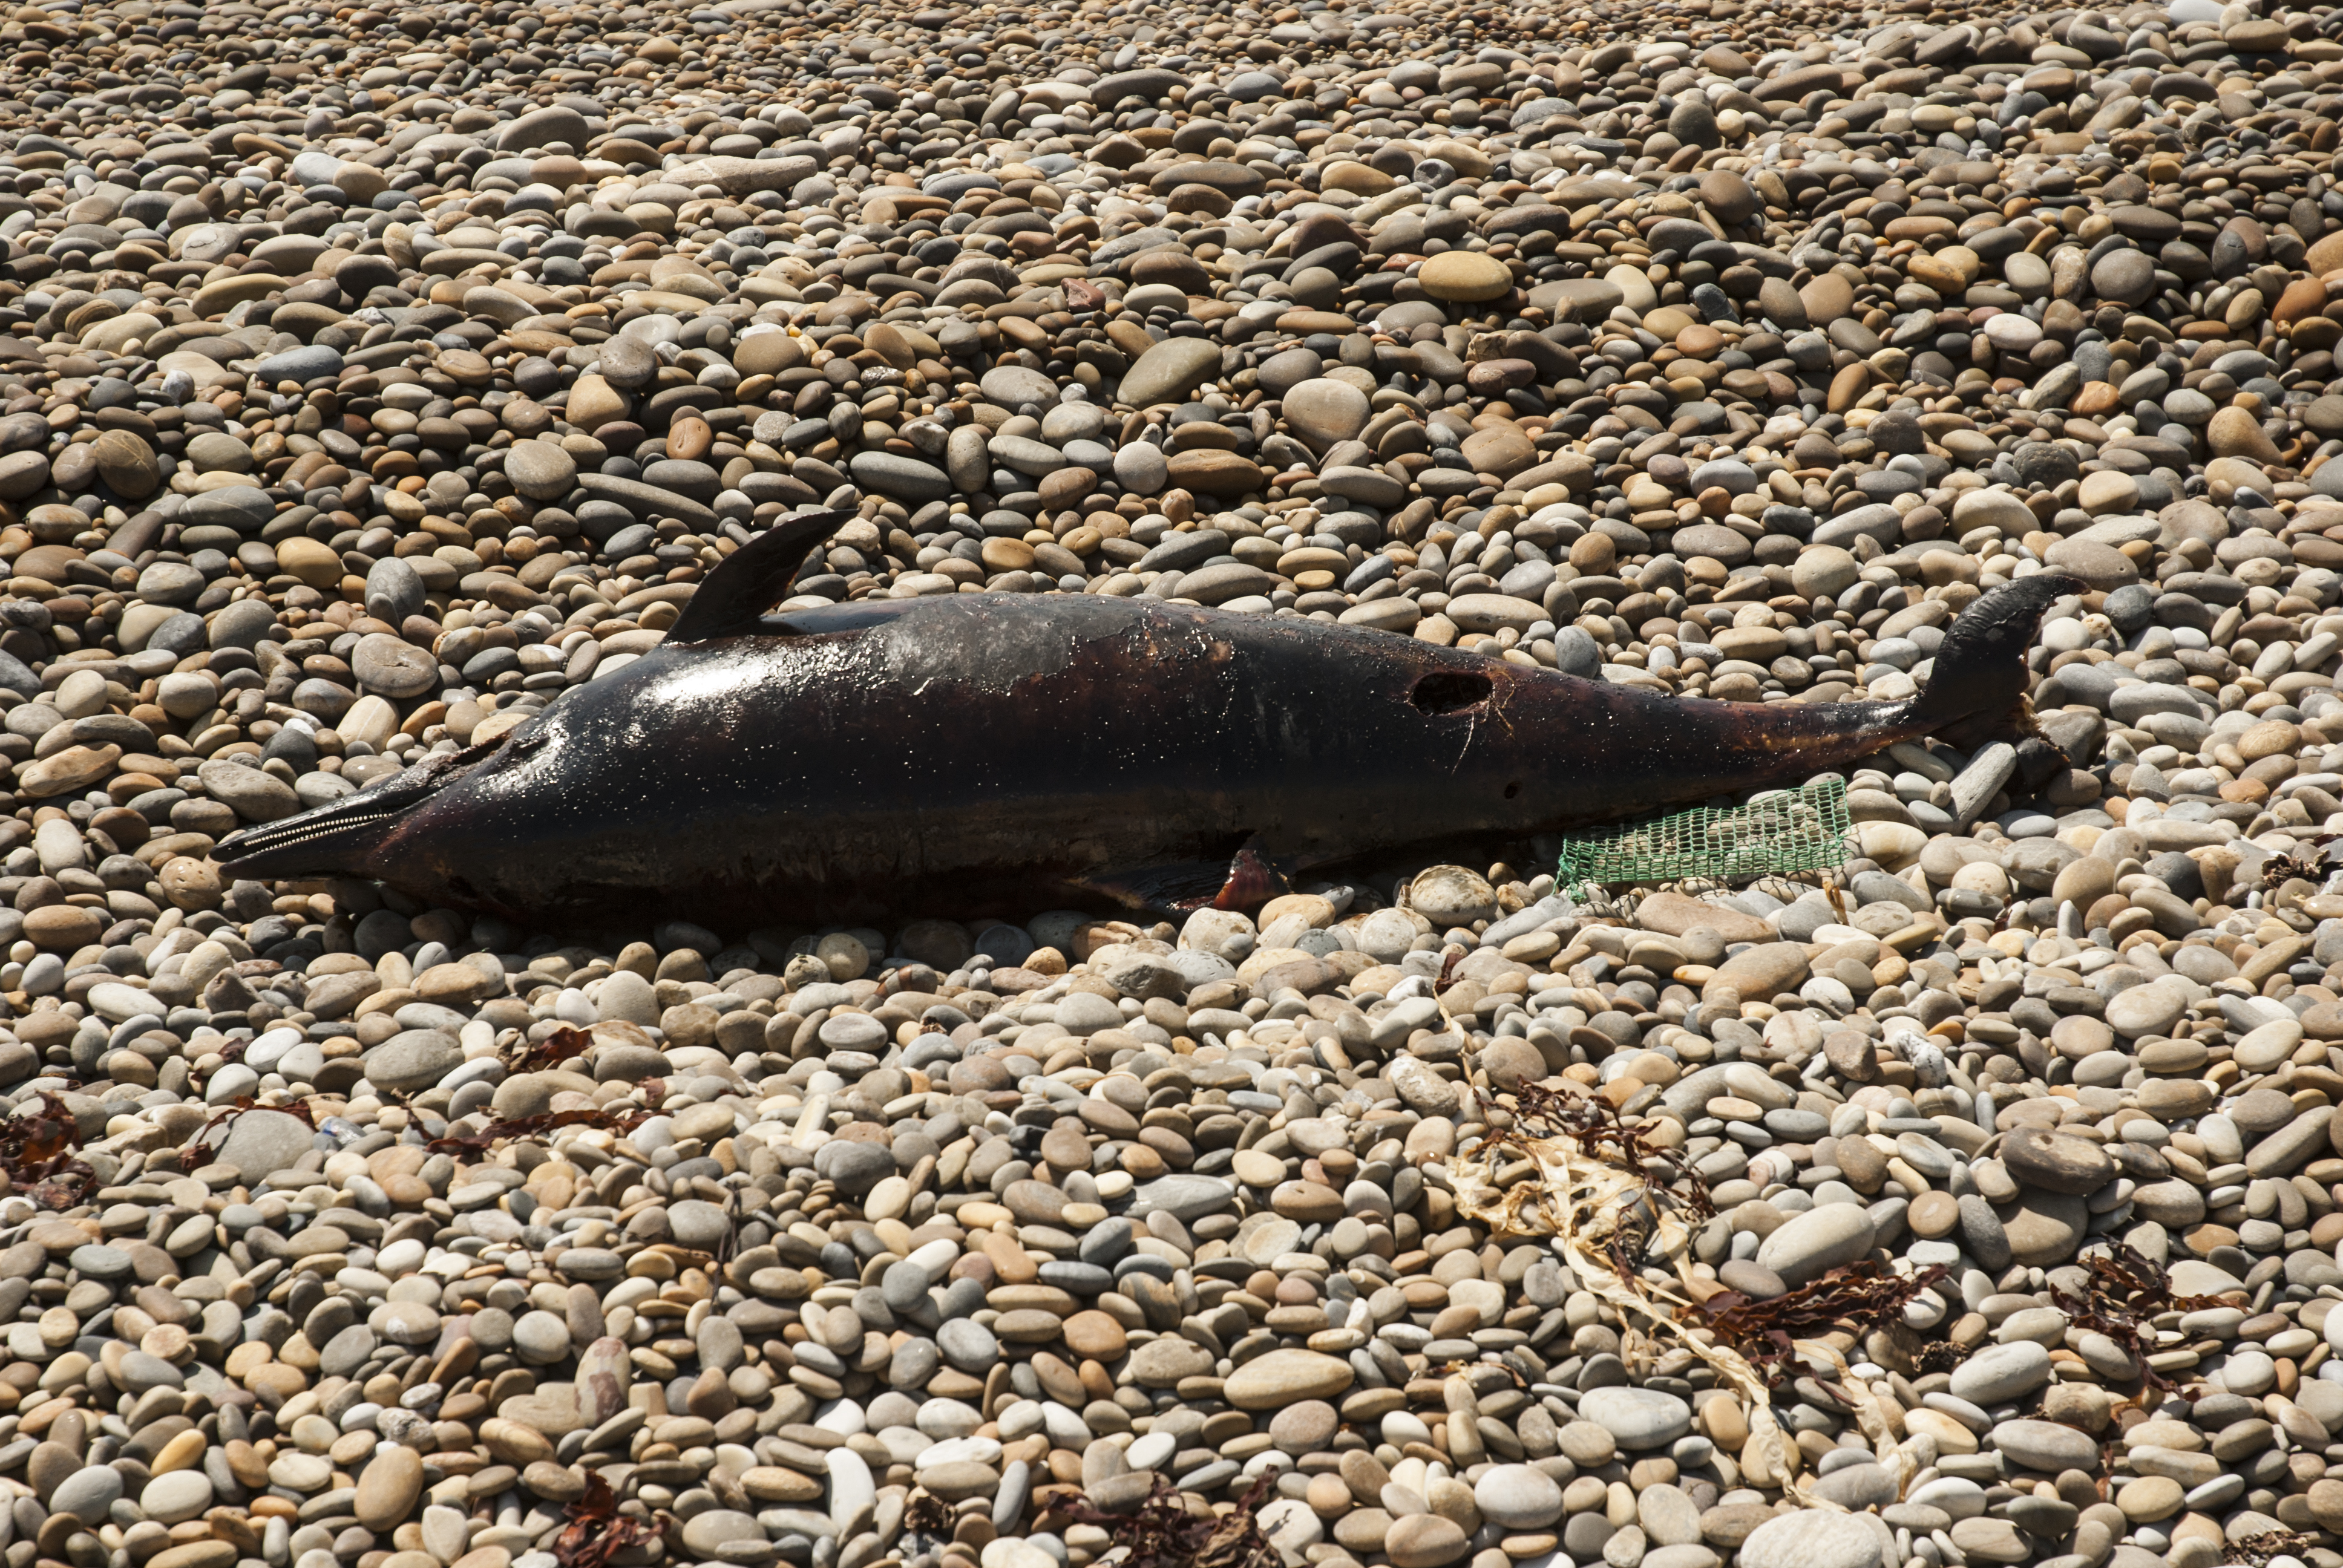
[211,763,441,882]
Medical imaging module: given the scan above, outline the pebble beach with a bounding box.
[7,7,2343,1568]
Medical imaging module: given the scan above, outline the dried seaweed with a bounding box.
[2049,1241,2224,1391]
[1066,1474,1279,1568]
[0,1091,93,1210]
[901,1491,954,1540]
[1913,1340,1968,1377]
[1432,948,1467,996]
[1689,1261,1948,1389]
[179,1098,315,1173]
[1503,1082,1714,1281]
[1447,1079,1924,1506]
[425,1104,653,1157]
[553,1474,663,1568]
[502,1023,591,1074]
[2261,838,2339,890]
[709,1186,744,1267]
[2230,1532,2319,1567]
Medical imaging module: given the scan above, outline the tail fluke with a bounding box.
[1904,571,2082,754]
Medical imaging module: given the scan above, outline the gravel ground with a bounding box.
[10,7,2343,1568]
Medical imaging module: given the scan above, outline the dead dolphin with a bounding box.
[214,509,2080,928]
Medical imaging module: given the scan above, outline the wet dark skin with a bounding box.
[215,510,2079,930]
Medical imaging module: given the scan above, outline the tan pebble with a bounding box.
[1386,1513,1470,1568]
[1231,1148,1287,1185]
[1418,252,1514,303]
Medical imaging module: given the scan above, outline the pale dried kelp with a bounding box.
[1447,1076,1931,1507]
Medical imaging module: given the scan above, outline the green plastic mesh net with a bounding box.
[1553,777,1854,895]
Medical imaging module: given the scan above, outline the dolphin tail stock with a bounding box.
[664,508,853,643]
[1900,570,2084,784]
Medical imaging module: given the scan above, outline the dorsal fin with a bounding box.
[664,509,850,644]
